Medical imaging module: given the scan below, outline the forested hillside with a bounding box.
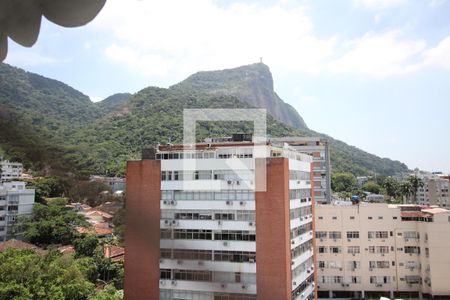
[0,63,408,177]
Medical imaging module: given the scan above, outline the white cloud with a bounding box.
[353,0,407,10]
[90,0,450,79]
[93,0,336,77]
[418,36,450,70]
[328,31,426,77]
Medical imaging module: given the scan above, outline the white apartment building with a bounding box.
[125,136,316,300]
[415,173,449,208]
[271,137,331,204]
[0,181,35,242]
[315,203,450,299]
[0,160,23,181]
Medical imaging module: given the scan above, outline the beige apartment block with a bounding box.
[315,203,450,299]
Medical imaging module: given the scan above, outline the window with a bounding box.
[318,216,323,220]
[316,231,327,239]
[378,216,383,220]
[329,231,341,239]
[318,246,327,254]
[348,261,360,270]
[348,246,360,254]
[318,261,326,268]
[404,246,420,254]
[368,231,388,239]
[393,216,398,220]
[347,231,360,239]
[351,276,361,284]
[350,216,355,220]
[332,216,337,220]
[329,246,341,254]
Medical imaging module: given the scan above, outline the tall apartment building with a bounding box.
[315,203,450,299]
[271,137,331,204]
[414,173,449,208]
[125,137,316,300]
[0,181,35,242]
[0,160,23,181]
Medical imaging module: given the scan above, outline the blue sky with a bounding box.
[4,0,450,173]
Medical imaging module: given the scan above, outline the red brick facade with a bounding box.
[255,158,292,300]
[125,160,161,300]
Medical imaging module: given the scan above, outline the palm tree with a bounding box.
[407,175,424,204]
[383,177,399,201]
[399,181,413,204]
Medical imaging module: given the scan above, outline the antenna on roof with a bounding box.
[259,57,263,63]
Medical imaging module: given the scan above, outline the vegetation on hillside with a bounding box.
[0,63,408,178]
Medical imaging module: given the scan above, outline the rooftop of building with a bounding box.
[0,239,46,255]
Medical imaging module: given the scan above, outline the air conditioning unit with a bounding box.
[240,201,246,205]
[307,269,311,273]
[223,241,229,246]
[218,220,222,225]
[172,220,178,226]
[241,285,247,290]
[221,283,227,288]
[249,221,255,226]
[376,284,383,287]
[291,261,295,265]
[170,200,177,206]
[405,239,409,242]
[381,253,385,256]
[226,201,232,205]
[352,253,355,256]
[159,259,164,263]
[249,258,255,263]
[293,281,297,286]
[164,219,170,225]
[236,181,241,185]
[177,260,182,264]
[227,180,232,185]
[346,284,350,287]
[171,280,177,286]
[160,280,165,285]
[292,240,295,245]
[341,283,345,287]
[320,238,323,242]
[369,268,373,271]
[198,261,204,266]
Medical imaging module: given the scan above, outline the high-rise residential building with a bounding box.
[271,137,331,204]
[0,181,35,242]
[315,203,450,299]
[414,172,449,208]
[0,160,23,181]
[125,136,316,300]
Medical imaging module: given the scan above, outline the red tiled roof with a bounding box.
[104,245,124,262]
[400,211,432,218]
[0,239,46,255]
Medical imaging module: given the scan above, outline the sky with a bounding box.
[4,0,450,173]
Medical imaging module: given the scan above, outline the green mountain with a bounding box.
[0,63,408,177]
[96,92,132,113]
[172,63,308,130]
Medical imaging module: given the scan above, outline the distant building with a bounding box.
[0,181,35,242]
[315,203,450,299]
[365,193,385,203]
[0,160,23,181]
[90,175,126,192]
[271,137,331,204]
[125,136,315,300]
[414,172,449,208]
